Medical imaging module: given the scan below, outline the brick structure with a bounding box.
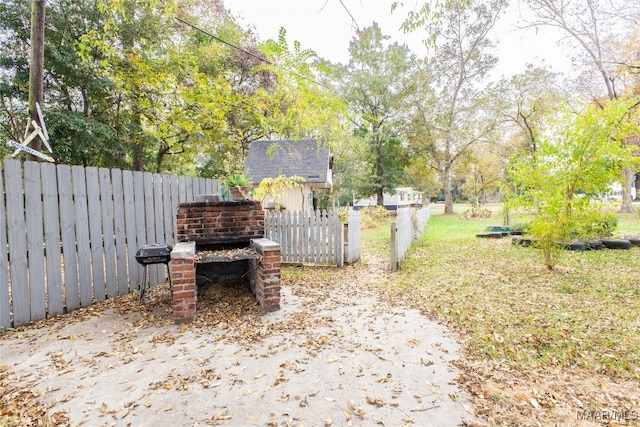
[170,242,197,323]
[170,200,280,323]
[176,200,265,247]
[250,238,281,312]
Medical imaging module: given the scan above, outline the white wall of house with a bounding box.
[261,184,328,212]
[354,187,424,209]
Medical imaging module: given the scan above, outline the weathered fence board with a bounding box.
[264,209,353,266]
[42,163,63,317]
[1,160,219,330]
[25,162,46,321]
[73,165,93,306]
[87,167,106,302]
[0,169,9,329]
[161,174,173,248]
[99,168,117,299]
[123,170,139,294]
[170,175,179,244]
[112,168,128,296]
[58,165,80,311]
[6,160,29,326]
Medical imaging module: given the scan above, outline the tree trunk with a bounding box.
[27,0,46,161]
[375,186,384,207]
[374,131,385,207]
[619,167,635,213]
[442,168,454,214]
[132,142,144,171]
[131,113,144,172]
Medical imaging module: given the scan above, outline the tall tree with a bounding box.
[405,0,507,214]
[495,65,565,166]
[523,0,636,101]
[335,23,415,205]
[523,0,639,211]
[0,0,118,165]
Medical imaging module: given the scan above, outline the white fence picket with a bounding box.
[264,209,357,266]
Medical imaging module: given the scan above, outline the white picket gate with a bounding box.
[264,209,361,267]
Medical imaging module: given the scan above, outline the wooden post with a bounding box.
[27,0,46,161]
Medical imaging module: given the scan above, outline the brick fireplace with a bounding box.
[170,200,281,323]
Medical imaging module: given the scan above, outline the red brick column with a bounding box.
[170,242,197,323]
[250,238,281,312]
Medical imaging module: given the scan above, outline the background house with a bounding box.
[244,139,333,212]
[354,187,424,210]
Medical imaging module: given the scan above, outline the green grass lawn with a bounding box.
[389,204,640,381]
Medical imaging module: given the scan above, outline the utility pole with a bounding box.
[27,0,46,161]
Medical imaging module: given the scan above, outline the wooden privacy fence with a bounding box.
[264,209,361,267]
[391,206,430,271]
[0,159,219,329]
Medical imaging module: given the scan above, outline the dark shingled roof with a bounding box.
[244,139,331,184]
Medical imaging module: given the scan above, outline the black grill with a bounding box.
[135,243,172,301]
[135,243,172,265]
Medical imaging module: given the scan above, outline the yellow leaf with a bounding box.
[366,395,386,407]
[215,409,231,420]
[375,374,391,383]
[100,402,107,413]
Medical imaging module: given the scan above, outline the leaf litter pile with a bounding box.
[1,253,476,426]
[390,224,640,426]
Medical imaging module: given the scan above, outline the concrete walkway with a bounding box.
[1,264,480,427]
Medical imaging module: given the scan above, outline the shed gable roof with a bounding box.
[244,139,331,184]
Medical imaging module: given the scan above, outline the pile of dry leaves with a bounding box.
[0,365,70,427]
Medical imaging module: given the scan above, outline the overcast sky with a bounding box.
[226,0,572,79]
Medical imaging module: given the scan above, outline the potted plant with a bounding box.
[223,171,250,201]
